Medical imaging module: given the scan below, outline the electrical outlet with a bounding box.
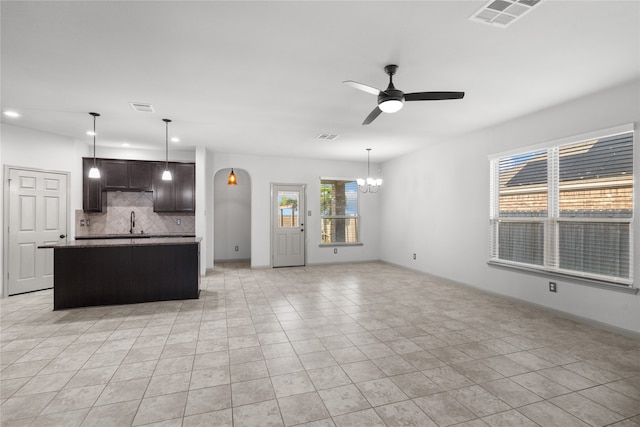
[334,248,338,254]
[413,253,416,260]
[176,218,181,225]
[235,246,239,251]
[549,282,557,293]
[86,219,90,226]
[80,219,85,226]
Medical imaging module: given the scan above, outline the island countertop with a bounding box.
[39,237,201,249]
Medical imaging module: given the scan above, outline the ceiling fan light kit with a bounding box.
[344,64,464,125]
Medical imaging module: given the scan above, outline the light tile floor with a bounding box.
[1,261,639,426]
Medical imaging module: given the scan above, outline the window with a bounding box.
[489,128,634,285]
[320,179,360,244]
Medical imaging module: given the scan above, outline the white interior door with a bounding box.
[7,168,68,295]
[272,184,305,267]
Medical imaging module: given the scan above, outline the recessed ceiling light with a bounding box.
[86,131,96,136]
[171,137,180,143]
[3,110,21,118]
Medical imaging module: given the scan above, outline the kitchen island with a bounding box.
[39,237,200,310]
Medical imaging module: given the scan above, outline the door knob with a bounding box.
[59,234,66,239]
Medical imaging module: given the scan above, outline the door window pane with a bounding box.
[278,191,299,228]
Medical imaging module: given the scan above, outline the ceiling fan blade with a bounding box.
[404,91,465,101]
[362,107,382,125]
[343,80,381,96]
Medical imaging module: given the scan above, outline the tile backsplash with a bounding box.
[76,191,195,236]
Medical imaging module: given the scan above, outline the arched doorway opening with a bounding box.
[213,168,251,264]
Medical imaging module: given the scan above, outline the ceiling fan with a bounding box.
[343,64,465,125]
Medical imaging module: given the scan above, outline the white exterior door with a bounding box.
[7,167,68,295]
[272,184,305,267]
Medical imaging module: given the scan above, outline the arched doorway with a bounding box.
[213,168,251,263]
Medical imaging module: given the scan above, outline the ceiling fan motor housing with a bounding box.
[378,86,405,106]
[379,64,404,109]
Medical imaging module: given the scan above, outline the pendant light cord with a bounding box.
[93,115,97,167]
[89,112,100,168]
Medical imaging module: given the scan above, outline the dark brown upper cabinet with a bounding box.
[82,158,105,212]
[101,160,153,191]
[175,163,196,212]
[128,161,152,190]
[101,160,128,190]
[152,162,195,212]
[82,158,194,212]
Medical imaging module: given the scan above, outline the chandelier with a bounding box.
[357,148,382,193]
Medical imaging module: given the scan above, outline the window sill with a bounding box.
[319,243,363,248]
[487,260,638,294]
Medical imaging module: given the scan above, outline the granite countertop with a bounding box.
[75,233,196,240]
[39,237,201,249]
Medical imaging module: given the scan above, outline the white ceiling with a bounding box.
[2,1,638,162]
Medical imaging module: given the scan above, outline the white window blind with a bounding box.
[320,179,360,244]
[489,130,634,285]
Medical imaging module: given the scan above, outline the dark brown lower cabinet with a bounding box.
[52,241,200,310]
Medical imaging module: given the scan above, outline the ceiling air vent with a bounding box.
[316,133,339,141]
[470,0,542,28]
[129,102,155,113]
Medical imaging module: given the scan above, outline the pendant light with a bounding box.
[162,118,172,181]
[357,148,382,193]
[227,168,237,185]
[88,112,101,179]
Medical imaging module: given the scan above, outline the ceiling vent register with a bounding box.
[470,0,542,27]
[129,102,155,113]
[316,134,339,140]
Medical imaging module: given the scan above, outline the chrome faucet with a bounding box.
[130,211,135,234]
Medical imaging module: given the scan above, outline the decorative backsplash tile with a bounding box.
[76,191,195,236]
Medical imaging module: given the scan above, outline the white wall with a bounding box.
[2,125,87,236]
[214,168,251,261]
[211,153,381,268]
[380,79,640,334]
